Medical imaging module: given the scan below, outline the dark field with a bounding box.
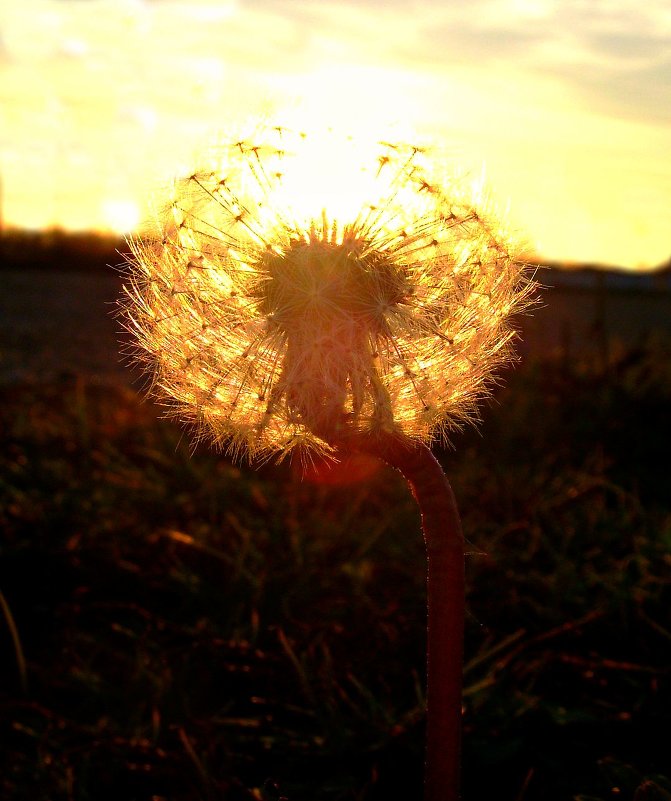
[1,241,670,800]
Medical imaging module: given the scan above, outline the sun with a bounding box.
[207,122,435,248]
[102,199,141,233]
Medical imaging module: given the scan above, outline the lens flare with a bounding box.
[121,125,535,461]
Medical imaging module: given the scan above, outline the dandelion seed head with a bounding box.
[121,125,535,461]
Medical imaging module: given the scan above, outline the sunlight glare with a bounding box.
[249,89,427,241]
[272,130,389,236]
[279,64,422,143]
[102,199,140,233]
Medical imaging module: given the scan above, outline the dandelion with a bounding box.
[122,126,531,461]
[120,124,535,801]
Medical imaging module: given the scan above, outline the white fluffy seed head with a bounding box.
[120,126,536,461]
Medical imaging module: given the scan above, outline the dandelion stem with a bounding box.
[348,432,464,801]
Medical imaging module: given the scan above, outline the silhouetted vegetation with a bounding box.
[1,345,670,800]
[0,228,130,272]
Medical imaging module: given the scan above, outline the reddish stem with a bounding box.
[348,432,465,801]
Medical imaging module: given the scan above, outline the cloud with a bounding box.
[543,58,671,124]
[588,31,670,62]
[530,4,671,123]
[370,0,671,125]
[38,0,664,131]
[418,21,540,65]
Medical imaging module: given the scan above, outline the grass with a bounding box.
[1,345,670,801]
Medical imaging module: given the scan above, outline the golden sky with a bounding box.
[1,0,670,269]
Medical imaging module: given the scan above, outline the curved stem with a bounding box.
[348,432,464,801]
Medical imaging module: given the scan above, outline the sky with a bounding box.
[1,0,670,269]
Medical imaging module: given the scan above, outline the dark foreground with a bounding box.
[1,348,670,801]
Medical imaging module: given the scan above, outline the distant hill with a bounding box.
[531,258,671,293]
[0,228,131,272]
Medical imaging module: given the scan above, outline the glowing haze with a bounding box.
[1,0,670,269]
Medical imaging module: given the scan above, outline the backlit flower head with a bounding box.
[121,125,534,461]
